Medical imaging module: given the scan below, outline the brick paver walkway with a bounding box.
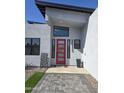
[32,73,97,93]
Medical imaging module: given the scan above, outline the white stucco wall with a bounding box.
[25,24,51,66]
[46,7,90,28]
[46,7,89,66]
[51,26,82,66]
[25,7,96,68]
[82,9,98,80]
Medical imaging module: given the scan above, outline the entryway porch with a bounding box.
[46,66,89,74]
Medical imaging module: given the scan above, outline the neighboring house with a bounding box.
[25,1,97,79]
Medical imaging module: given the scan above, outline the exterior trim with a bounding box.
[35,0,95,17]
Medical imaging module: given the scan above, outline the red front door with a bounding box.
[56,39,66,65]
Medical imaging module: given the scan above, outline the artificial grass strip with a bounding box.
[25,72,44,93]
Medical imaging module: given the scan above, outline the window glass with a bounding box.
[67,39,70,58]
[25,38,31,45]
[25,38,31,55]
[58,45,64,48]
[53,26,69,37]
[32,38,40,45]
[58,58,64,61]
[74,39,81,49]
[32,38,40,55]
[58,53,64,56]
[25,38,40,55]
[58,49,64,52]
[51,39,55,58]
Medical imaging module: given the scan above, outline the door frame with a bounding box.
[56,39,66,65]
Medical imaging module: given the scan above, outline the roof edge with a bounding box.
[35,0,95,14]
[27,20,46,24]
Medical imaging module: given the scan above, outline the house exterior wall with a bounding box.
[25,24,51,66]
[45,7,89,66]
[82,9,98,80]
[51,26,82,66]
[25,7,97,73]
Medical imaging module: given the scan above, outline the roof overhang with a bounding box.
[35,0,95,17]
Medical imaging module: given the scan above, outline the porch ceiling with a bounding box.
[46,7,90,28]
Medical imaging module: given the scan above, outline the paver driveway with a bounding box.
[32,73,97,93]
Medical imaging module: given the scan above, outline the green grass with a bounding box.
[25,72,45,93]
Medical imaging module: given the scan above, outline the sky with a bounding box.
[25,0,98,23]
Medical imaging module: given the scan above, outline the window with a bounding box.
[25,38,31,55]
[51,39,55,58]
[53,26,69,37]
[25,38,40,55]
[74,39,81,49]
[67,39,70,58]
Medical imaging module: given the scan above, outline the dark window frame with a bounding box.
[74,39,81,49]
[53,26,69,37]
[25,38,40,55]
[67,39,70,58]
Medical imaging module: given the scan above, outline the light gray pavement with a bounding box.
[46,66,90,74]
[32,73,97,93]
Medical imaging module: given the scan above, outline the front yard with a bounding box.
[25,67,47,93]
[25,66,97,93]
[25,72,45,93]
